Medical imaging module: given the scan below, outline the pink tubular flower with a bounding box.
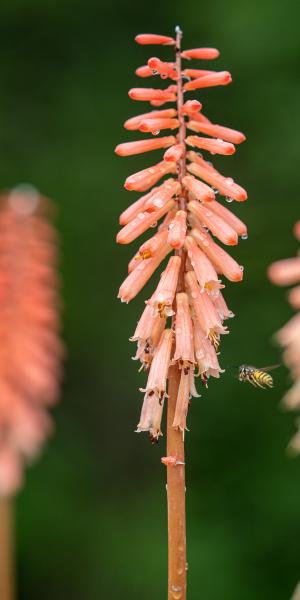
[172,369,191,432]
[139,118,179,133]
[117,199,175,244]
[137,328,174,438]
[187,120,246,144]
[193,318,223,379]
[268,223,300,452]
[129,88,176,102]
[173,292,195,368]
[184,72,232,91]
[0,186,63,496]
[181,47,220,60]
[187,155,247,201]
[181,100,202,116]
[124,160,177,192]
[148,57,178,80]
[185,271,227,348]
[184,235,223,295]
[119,245,171,303]
[135,65,153,78]
[164,143,185,162]
[190,226,243,282]
[148,255,181,317]
[124,108,177,131]
[183,69,214,79]
[188,200,238,246]
[135,34,175,46]
[186,135,235,156]
[182,174,215,202]
[116,29,247,440]
[115,136,176,156]
[167,210,187,249]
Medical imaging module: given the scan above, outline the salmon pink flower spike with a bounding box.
[0,186,63,496]
[268,224,300,452]
[116,30,249,596]
[181,47,220,60]
[135,34,175,46]
[116,28,247,442]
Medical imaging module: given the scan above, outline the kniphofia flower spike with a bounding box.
[0,186,64,496]
[268,222,300,453]
[116,28,247,440]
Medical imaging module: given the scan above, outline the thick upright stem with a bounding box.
[167,365,186,600]
[0,498,14,600]
[165,26,187,600]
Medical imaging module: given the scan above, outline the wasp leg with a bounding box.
[252,377,267,389]
[248,376,258,388]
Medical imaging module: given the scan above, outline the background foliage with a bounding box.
[1,0,300,598]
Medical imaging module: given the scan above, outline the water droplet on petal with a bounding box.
[150,221,158,228]
[240,265,244,271]
[225,177,234,186]
[241,234,248,240]
[152,130,160,136]
[225,196,233,203]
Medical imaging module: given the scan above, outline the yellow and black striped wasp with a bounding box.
[238,364,280,389]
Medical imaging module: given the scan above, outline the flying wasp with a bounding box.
[238,364,280,389]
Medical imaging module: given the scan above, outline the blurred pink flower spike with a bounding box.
[0,185,64,496]
[268,222,300,452]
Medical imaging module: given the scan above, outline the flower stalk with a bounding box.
[0,497,14,600]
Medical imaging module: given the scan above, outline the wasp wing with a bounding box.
[257,364,281,373]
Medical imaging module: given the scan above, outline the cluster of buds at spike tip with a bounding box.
[115,29,247,441]
[0,186,64,496]
[268,222,300,454]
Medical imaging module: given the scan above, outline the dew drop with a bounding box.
[137,212,145,220]
[152,130,160,136]
[225,177,234,186]
[154,198,164,208]
[150,221,158,228]
[240,265,244,271]
[241,234,248,240]
[212,187,219,194]
[225,196,233,203]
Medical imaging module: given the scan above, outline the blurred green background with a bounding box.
[1,0,300,598]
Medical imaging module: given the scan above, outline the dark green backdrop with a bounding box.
[1,0,300,598]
